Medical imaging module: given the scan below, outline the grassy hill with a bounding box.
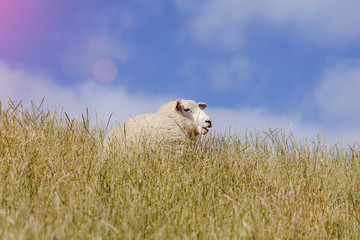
[1,101,360,239]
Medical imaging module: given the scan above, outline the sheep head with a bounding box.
[174,99,212,135]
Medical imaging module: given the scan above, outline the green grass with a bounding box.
[1,100,360,239]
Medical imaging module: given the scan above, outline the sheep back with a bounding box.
[104,113,188,150]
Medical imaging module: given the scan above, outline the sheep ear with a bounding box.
[198,102,207,110]
[174,99,182,111]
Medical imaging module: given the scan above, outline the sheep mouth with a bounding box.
[201,127,209,134]
[202,123,212,131]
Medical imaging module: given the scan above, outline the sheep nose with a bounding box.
[205,120,212,128]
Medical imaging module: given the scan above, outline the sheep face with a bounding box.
[175,99,212,135]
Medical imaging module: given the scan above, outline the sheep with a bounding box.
[103,99,212,152]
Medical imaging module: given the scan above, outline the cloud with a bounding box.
[315,60,360,125]
[261,0,360,44]
[63,34,131,82]
[174,0,360,48]
[209,107,314,139]
[210,56,252,91]
[1,60,359,144]
[61,0,168,83]
[174,0,251,49]
[0,60,167,127]
[208,58,360,144]
[208,107,360,145]
[61,1,141,82]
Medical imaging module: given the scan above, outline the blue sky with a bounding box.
[1,0,360,144]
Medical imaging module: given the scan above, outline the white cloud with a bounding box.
[208,107,360,145]
[1,60,359,144]
[174,0,360,48]
[0,60,167,128]
[209,107,312,139]
[261,0,360,44]
[175,0,251,49]
[62,2,140,82]
[63,34,131,81]
[316,60,360,125]
[210,56,252,91]
[207,58,360,144]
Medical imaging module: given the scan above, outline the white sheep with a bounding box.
[104,99,212,151]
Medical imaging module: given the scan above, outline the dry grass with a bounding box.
[1,100,360,239]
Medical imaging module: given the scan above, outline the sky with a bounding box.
[1,0,360,144]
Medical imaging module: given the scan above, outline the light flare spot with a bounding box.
[92,59,117,83]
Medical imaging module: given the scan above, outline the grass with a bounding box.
[1,100,360,239]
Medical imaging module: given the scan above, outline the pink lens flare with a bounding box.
[92,59,118,83]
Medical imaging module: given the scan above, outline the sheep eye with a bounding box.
[184,108,191,112]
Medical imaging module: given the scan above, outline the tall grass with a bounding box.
[1,100,360,239]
